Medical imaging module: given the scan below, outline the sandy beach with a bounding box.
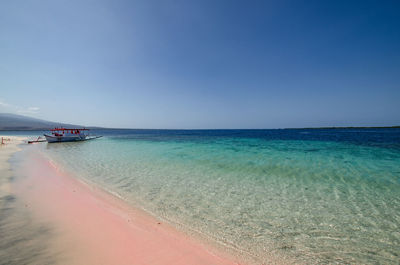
[0,137,243,265]
[0,136,26,212]
[0,136,25,193]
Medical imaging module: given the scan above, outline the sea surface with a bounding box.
[4,128,400,264]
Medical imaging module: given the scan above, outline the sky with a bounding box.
[0,0,399,129]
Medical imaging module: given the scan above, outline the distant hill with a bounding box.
[0,113,82,130]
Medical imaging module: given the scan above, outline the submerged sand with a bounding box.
[1,138,244,265]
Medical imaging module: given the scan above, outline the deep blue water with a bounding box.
[94,127,400,146]
[3,127,400,147]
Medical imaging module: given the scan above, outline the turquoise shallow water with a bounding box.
[22,129,400,264]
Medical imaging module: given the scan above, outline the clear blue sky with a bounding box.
[1,0,399,129]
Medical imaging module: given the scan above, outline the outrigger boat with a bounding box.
[44,128,102,143]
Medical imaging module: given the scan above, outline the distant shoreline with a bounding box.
[287,125,400,130]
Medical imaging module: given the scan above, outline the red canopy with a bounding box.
[50,128,89,131]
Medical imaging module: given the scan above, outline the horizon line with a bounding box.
[1,125,399,131]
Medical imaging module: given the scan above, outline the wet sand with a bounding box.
[0,136,25,195]
[3,140,243,265]
[0,137,56,265]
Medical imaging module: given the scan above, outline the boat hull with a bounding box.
[44,134,87,143]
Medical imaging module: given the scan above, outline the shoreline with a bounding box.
[5,139,247,265]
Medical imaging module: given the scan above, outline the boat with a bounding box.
[44,128,102,143]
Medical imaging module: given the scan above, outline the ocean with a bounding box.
[5,128,400,264]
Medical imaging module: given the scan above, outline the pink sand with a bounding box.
[14,149,242,265]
